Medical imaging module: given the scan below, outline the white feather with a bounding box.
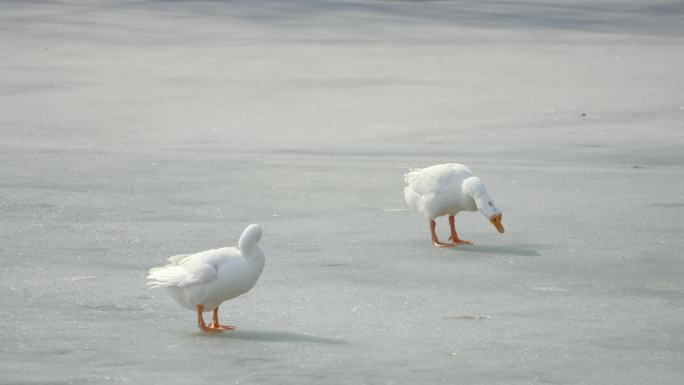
[146,224,265,312]
[403,163,501,220]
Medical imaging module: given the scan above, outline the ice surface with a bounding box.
[1,0,683,384]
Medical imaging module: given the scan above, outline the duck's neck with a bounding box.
[239,243,263,258]
[462,177,496,217]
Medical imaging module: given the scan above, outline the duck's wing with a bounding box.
[405,164,471,195]
[147,250,223,289]
[166,254,191,265]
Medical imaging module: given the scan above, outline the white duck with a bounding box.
[404,164,504,247]
[146,224,265,333]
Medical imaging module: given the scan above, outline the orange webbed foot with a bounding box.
[209,322,236,331]
[433,241,455,248]
[449,235,473,245]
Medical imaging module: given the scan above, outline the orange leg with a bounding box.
[448,215,473,245]
[196,305,234,333]
[196,305,220,333]
[430,219,453,248]
[209,307,236,331]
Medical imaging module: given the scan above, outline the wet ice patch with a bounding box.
[652,202,684,208]
[78,303,147,312]
[444,315,491,320]
[532,286,569,292]
[61,275,97,283]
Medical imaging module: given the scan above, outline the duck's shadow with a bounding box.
[207,329,347,345]
[452,244,540,257]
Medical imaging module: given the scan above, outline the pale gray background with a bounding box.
[1,1,683,384]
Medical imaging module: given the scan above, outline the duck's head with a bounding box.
[482,200,504,233]
[238,224,263,252]
[489,212,504,233]
[464,177,505,234]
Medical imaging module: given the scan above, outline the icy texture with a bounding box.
[1,1,683,384]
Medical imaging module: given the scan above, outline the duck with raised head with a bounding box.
[404,164,504,247]
[147,224,265,333]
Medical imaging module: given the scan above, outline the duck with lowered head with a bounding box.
[404,163,504,247]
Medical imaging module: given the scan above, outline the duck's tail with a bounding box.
[146,265,186,288]
[403,168,420,185]
[403,168,421,209]
[404,185,420,208]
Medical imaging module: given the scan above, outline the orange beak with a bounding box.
[490,214,504,233]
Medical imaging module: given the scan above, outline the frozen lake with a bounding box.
[1,0,683,384]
